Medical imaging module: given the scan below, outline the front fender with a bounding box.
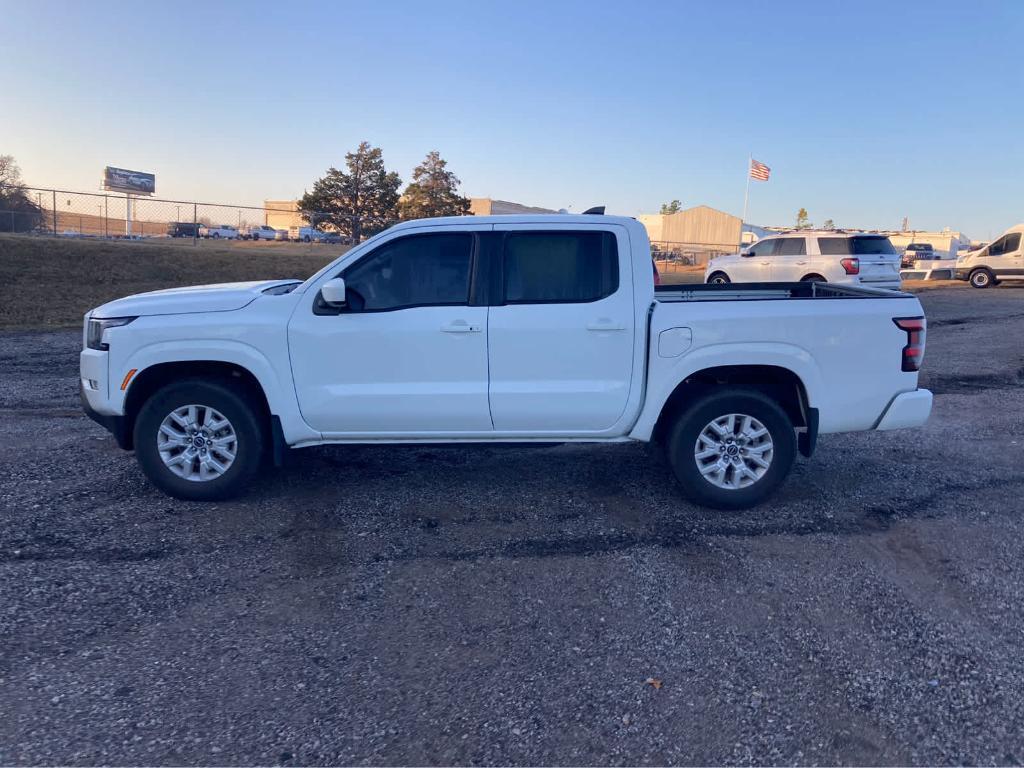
[112,339,319,445]
[629,341,822,441]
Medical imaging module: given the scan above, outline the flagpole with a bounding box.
[742,154,751,224]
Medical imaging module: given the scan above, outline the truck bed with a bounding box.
[655,281,908,302]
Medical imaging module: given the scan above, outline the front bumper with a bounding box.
[875,389,933,431]
[80,382,132,449]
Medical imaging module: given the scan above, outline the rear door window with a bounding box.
[775,237,807,256]
[502,231,618,303]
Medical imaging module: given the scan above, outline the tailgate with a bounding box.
[860,254,900,283]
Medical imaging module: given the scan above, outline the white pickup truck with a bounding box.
[80,214,932,509]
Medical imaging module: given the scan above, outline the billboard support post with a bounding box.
[51,190,57,235]
[101,167,155,240]
[104,195,108,239]
[192,203,197,246]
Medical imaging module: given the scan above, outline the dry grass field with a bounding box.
[0,234,345,328]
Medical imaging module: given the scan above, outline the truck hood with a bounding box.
[91,279,301,318]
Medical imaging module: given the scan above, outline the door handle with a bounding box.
[441,320,481,333]
[586,319,626,331]
[760,261,770,266]
[795,260,808,265]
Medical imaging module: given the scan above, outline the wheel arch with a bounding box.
[649,364,810,444]
[122,361,273,451]
[630,344,822,443]
[112,339,318,449]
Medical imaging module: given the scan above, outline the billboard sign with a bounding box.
[102,166,156,196]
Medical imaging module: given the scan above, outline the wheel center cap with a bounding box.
[726,444,739,456]
[192,436,206,448]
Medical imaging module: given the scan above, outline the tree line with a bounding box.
[0,155,45,233]
[299,142,471,243]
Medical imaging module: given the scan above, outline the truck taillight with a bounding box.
[894,317,926,372]
[840,257,860,275]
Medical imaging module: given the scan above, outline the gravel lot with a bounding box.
[2,285,1023,765]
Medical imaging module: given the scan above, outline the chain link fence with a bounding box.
[650,239,739,269]
[0,187,370,247]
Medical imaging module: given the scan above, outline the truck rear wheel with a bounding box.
[133,379,265,501]
[707,272,731,285]
[666,388,796,510]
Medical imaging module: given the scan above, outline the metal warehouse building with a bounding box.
[638,205,744,264]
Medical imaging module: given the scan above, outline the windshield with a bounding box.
[818,236,896,256]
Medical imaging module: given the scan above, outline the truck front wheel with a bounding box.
[667,388,796,510]
[133,379,266,501]
[707,272,731,285]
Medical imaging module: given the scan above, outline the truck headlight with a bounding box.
[86,316,136,351]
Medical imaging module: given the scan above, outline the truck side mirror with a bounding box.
[321,277,347,306]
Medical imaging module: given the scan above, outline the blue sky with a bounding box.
[5,0,1022,237]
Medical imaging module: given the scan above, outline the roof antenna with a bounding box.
[582,206,605,215]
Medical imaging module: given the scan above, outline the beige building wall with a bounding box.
[640,205,743,248]
[263,200,305,230]
[470,198,556,216]
[637,214,663,242]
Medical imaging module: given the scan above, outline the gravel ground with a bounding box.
[1,285,1023,766]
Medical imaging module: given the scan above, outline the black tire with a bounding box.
[303,235,311,243]
[133,378,266,501]
[801,274,826,283]
[707,272,731,285]
[666,388,796,510]
[969,268,994,289]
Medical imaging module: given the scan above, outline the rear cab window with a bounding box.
[502,231,619,303]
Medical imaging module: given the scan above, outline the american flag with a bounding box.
[749,159,771,181]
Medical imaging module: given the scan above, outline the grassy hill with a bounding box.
[0,235,344,329]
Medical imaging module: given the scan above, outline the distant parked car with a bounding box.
[901,243,935,268]
[321,232,349,245]
[199,224,239,240]
[705,231,902,290]
[274,229,290,241]
[289,225,329,243]
[167,222,201,238]
[243,225,279,241]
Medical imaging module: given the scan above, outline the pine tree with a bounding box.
[298,142,401,242]
[398,151,471,220]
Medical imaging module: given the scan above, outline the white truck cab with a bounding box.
[81,214,931,509]
[955,224,1024,288]
[706,231,902,290]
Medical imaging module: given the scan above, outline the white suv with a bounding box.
[706,232,902,289]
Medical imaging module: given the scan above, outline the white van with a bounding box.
[955,224,1024,288]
